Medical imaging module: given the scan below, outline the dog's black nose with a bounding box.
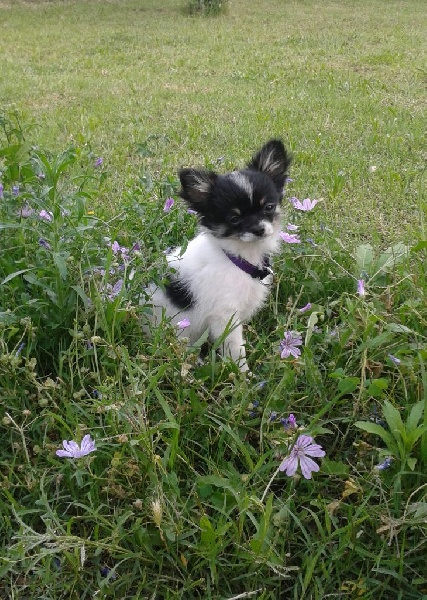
[252,224,265,237]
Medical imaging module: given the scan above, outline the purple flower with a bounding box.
[94,157,104,167]
[281,413,298,431]
[110,240,121,254]
[249,400,260,417]
[288,413,297,428]
[280,331,303,359]
[19,205,34,218]
[286,223,299,231]
[56,434,96,458]
[187,209,198,215]
[15,342,25,357]
[290,197,319,212]
[279,435,325,479]
[100,566,116,580]
[107,278,123,301]
[298,302,312,313]
[37,172,46,180]
[131,242,141,252]
[357,279,365,297]
[12,185,19,196]
[177,318,191,329]
[279,231,301,244]
[255,380,268,391]
[39,209,53,222]
[375,457,393,471]
[109,241,129,260]
[0,183,3,197]
[388,354,401,365]
[39,238,51,250]
[269,411,278,421]
[163,197,175,212]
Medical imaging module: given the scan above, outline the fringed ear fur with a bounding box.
[179,168,218,209]
[247,139,292,192]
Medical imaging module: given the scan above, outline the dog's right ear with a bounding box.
[179,168,217,211]
[247,139,291,193]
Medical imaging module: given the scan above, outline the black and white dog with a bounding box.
[148,139,291,372]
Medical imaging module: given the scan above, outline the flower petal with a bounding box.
[63,440,80,453]
[295,435,314,448]
[56,449,73,457]
[177,318,191,329]
[299,455,320,479]
[163,198,174,212]
[280,347,291,359]
[80,434,96,454]
[304,445,326,458]
[279,455,298,476]
[280,231,301,244]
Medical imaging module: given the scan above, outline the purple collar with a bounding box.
[223,250,272,280]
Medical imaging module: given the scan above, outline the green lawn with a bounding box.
[1,0,426,240]
[1,1,426,599]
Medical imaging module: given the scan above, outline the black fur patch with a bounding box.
[165,278,194,310]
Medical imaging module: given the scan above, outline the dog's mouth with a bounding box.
[238,232,267,242]
[238,220,275,242]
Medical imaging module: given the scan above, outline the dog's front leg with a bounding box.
[211,322,249,372]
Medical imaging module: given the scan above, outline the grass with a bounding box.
[2,0,426,241]
[0,0,427,598]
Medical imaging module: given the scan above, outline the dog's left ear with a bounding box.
[247,139,292,193]
[179,168,218,212]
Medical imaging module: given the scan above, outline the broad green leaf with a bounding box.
[406,401,424,432]
[356,331,394,352]
[153,388,178,427]
[354,421,399,456]
[411,240,427,253]
[366,378,389,398]
[320,458,350,476]
[71,285,91,311]
[53,252,68,280]
[329,368,346,379]
[373,243,408,274]
[200,515,216,544]
[0,223,32,231]
[406,457,417,471]
[385,323,413,334]
[1,267,34,285]
[355,243,374,273]
[338,377,359,394]
[305,311,319,346]
[382,400,405,437]
[406,425,427,449]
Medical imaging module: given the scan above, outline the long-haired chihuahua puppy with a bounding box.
[147,139,291,372]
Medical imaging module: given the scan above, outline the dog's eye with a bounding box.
[229,215,241,225]
[264,203,276,213]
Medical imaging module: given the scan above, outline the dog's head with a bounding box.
[179,139,291,242]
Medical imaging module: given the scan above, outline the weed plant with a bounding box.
[1,0,427,596]
[1,112,426,599]
[186,0,226,16]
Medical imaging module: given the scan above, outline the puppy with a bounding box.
[147,139,291,372]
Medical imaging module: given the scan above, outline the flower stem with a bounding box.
[260,464,281,503]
